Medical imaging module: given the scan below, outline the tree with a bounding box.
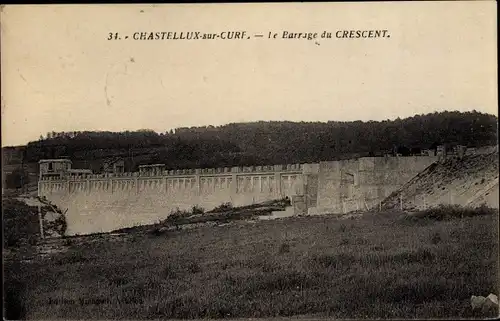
[5,168,30,190]
[397,146,411,156]
[10,111,498,170]
[3,198,40,247]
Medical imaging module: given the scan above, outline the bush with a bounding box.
[149,227,165,236]
[191,205,204,215]
[211,202,233,213]
[4,167,30,190]
[161,208,192,226]
[282,196,292,206]
[53,215,68,236]
[410,204,497,222]
[2,199,41,247]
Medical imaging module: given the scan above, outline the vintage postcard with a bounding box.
[1,2,498,320]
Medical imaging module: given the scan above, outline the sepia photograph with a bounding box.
[1,2,498,320]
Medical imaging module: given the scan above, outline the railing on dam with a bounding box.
[38,161,309,208]
[39,163,306,182]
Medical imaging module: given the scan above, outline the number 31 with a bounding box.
[107,33,119,40]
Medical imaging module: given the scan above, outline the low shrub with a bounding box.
[45,215,68,237]
[409,204,496,222]
[191,205,205,215]
[149,227,165,236]
[278,197,292,207]
[162,208,192,225]
[211,202,233,213]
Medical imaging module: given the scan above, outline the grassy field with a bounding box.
[4,208,499,319]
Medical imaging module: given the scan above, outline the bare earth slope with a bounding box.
[381,149,499,211]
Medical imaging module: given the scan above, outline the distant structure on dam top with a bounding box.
[39,158,93,179]
[37,150,454,235]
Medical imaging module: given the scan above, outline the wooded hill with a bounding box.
[2,111,498,172]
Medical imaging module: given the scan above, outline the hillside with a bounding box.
[381,148,499,211]
[2,111,498,174]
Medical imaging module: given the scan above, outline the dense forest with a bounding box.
[2,111,498,172]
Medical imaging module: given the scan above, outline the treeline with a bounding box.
[4,110,498,171]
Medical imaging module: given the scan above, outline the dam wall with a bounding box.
[38,156,439,235]
[314,156,439,214]
[38,165,305,235]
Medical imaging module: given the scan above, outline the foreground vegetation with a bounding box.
[3,198,67,248]
[4,206,498,319]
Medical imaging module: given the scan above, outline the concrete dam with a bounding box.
[38,155,438,235]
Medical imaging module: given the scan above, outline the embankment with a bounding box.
[381,150,499,211]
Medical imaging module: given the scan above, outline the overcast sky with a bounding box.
[1,2,497,147]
